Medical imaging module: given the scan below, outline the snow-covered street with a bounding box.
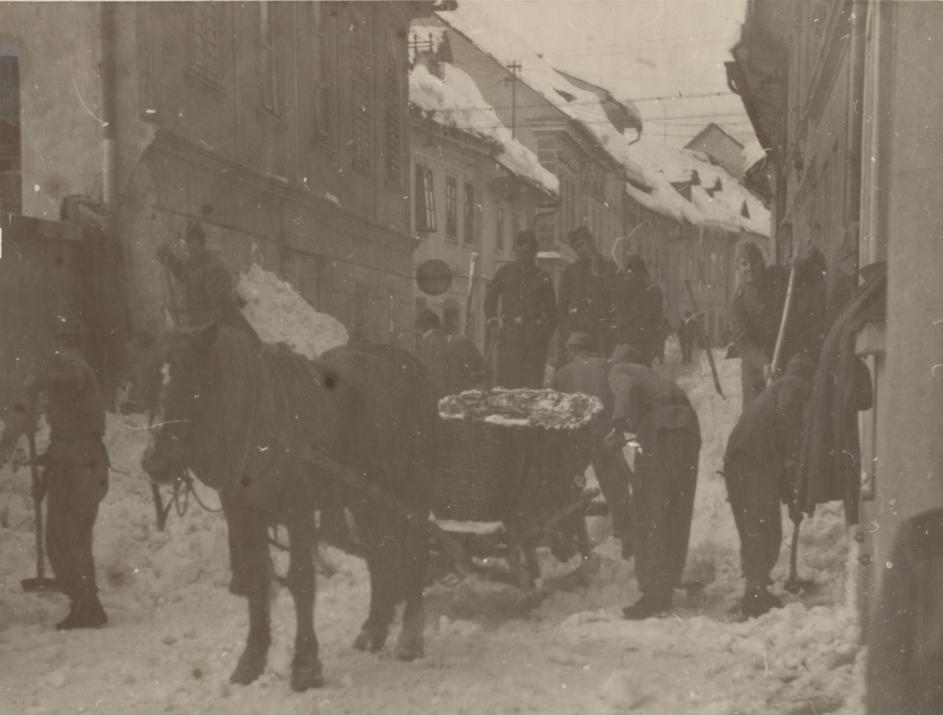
[0,352,863,715]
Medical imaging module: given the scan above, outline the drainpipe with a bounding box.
[843,0,867,277]
[100,1,118,205]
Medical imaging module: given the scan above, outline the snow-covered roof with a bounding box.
[624,136,770,236]
[436,3,769,237]
[409,62,560,197]
[437,4,635,170]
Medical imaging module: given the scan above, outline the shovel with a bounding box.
[783,514,814,594]
[21,408,59,593]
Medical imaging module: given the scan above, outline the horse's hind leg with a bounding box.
[353,513,397,653]
[230,508,273,686]
[287,512,322,692]
[396,521,429,661]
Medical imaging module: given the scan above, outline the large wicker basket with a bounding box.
[433,407,596,523]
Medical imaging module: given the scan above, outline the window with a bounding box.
[189,4,223,85]
[384,34,402,185]
[259,2,280,114]
[445,176,458,242]
[512,212,521,244]
[463,182,476,245]
[351,9,373,173]
[415,164,436,233]
[312,3,331,141]
[0,55,21,214]
[496,207,506,251]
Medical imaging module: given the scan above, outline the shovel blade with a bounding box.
[21,577,60,593]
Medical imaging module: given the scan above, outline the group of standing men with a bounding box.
[481,227,666,390]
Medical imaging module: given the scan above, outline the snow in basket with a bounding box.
[438,389,603,430]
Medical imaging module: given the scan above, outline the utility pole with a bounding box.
[507,61,521,139]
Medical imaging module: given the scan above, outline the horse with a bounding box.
[140,324,438,692]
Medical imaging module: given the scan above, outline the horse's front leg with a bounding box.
[287,512,322,691]
[229,508,273,686]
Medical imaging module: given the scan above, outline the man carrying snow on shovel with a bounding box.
[723,353,814,618]
[23,315,109,630]
[156,218,255,335]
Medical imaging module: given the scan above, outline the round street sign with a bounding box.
[416,258,452,296]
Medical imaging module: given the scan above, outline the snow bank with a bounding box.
[236,263,348,360]
[409,63,560,197]
[0,348,863,714]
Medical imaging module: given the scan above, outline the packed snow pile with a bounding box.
[439,388,602,430]
[409,63,560,197]
[236,263,348,360]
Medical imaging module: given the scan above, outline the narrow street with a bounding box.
[0,351,862,715]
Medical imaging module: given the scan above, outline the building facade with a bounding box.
[0,1,434,353]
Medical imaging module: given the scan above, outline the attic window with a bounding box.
[741,201,750,219]
[671,182,693,201]
[555,89,576,102]
[690,170,701,186]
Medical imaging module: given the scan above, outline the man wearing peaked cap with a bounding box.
[484,230,557,387]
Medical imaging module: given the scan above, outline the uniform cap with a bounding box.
[611,343,643,365]
[567,226,594,248]
[565,332,594,352]
[735,240,764,264]
[514,229,537,250]
[623,253,648,273]
[415,308,442,331]
[185,219,206,244]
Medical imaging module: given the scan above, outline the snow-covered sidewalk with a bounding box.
[0,352,864,714]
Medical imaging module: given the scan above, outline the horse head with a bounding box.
[141,325,218,484]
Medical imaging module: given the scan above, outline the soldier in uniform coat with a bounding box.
[723,353,814,617]
[728,240,789,409]
[606,344,701,619]
[551,332,632,547]
[156,219,252,333]
[414,309,487,398]
[24,316,109,630]
[556,226,617,365]
[613,254,663,366]
[484,230,557,388]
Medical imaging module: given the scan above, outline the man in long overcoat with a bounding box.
[484,230,557,388]
[606,344,700,618]
[613,254,663,366]
[556,226,617,365]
